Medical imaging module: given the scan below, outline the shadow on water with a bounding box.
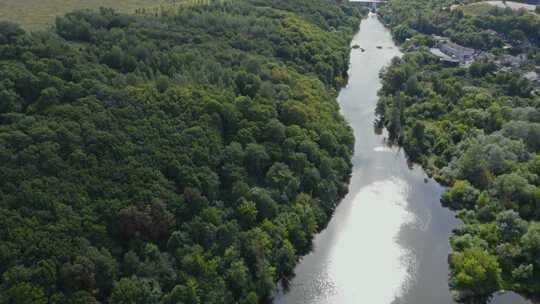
[273,13,533,304]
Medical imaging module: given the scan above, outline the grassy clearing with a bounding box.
[461,1,538,16]
[461,2,497,16]
[0,0,194,31]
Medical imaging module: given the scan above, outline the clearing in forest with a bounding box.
[0,0,200,30]
[460,1,538,16]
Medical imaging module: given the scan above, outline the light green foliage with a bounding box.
[450,233,489,251]
[161,279,200,304]
[237,200,258,227]
[512,264,533,282]
[441,180,480,210]
[521,222,540,266]
[393,24,414,43]
[449,248,502,296]
[109,276,162,304]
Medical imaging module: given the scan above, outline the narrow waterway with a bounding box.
[274,14,531,304]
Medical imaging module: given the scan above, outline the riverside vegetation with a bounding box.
[376,0,540,301]
[0,0,368,303]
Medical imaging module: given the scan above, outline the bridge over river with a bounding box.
[350,0,387,9]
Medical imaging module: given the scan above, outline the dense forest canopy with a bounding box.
[0,1,367,303]
[377,0,540,301]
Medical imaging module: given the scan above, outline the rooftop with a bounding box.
[523,71,539,82]
[439,41,475,59]
[430,48,460,63]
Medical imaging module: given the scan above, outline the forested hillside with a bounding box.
[0,1,367,303]
[377,0,540,301]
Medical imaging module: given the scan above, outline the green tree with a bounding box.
[521,222,540,267]
[109,276,162,304]
[441,180,480,210]
[1,283,47,304]
[508,29,525,42]
[496,210,527,242]
[237,200,258,227]
[393,24,413,43]
[449,248,502,296]
[458,145,490,190]
[244,143,270,175]
[0,20,25,45]
[275,240,297,278]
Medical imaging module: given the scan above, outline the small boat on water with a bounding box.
[376,46,383,49]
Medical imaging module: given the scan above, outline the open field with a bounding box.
[0,0,191,30]
[461,2,498,15]
[484,0,537,11]
[461,1,538,16]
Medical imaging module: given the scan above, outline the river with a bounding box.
[273,13,531,304]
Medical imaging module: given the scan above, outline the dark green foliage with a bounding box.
[0,1,367,303]
[0,21,25,44]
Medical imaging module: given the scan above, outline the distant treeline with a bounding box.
[379,0,540,50]
[0,1,367,303]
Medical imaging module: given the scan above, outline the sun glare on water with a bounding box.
[311,179,416,303]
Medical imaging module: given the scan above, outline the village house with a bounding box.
[430,35,476,66]
[501,53,527,67]
[429,34,530,72]
[486,29,498,36]
[439,41,475,61]
[433,35,450,44]
[475,52,496,62]
[523,71,539,84]
[430,48,460,66]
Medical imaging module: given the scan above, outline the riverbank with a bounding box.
[376,0,540,301]
[275,14,461,304]
[275,11,533,304]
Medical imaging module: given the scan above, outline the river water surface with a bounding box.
[274,14,531,304]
